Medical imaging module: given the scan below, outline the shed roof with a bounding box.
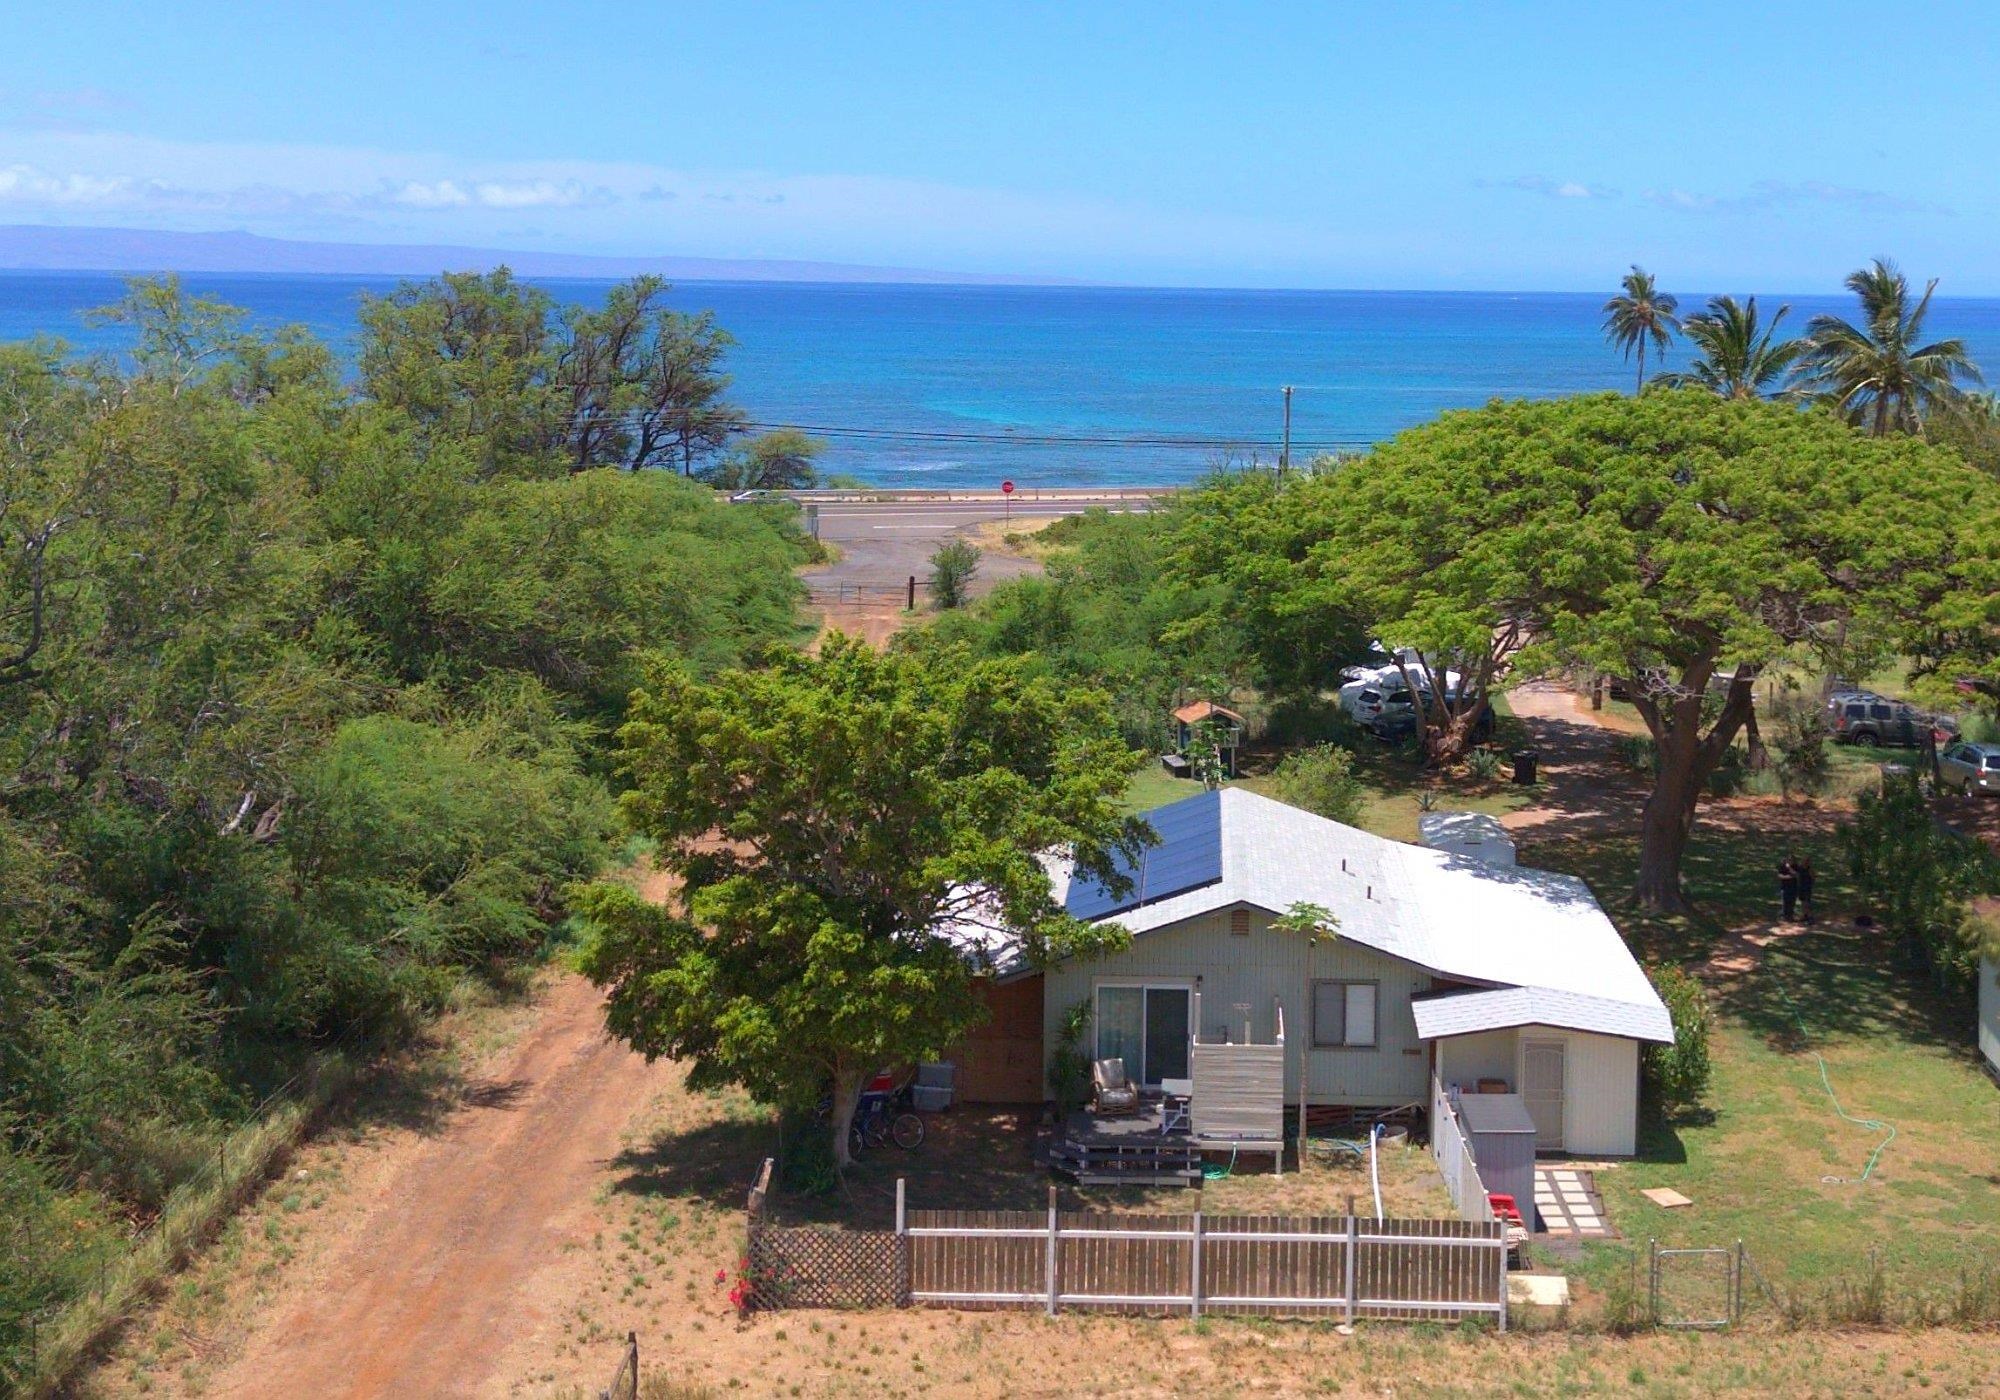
[1042,787,1672,1044]
[1172,700,1244,726]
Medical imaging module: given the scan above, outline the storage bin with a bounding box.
[911,1084,953,1112]
[916,1062,956,1089]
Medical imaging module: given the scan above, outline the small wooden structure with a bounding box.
[1048,1107,1202,1185]
[1189,991,1287,1175]
[1171,700,1244,778]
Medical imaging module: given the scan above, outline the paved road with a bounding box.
[801,494,1152,594]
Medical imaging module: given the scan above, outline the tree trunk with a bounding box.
[1636,340,1646,395]
[1630,664,1755,911]
[1635,749,1702,912]
[829,1066,868,1169]
[1743,701,1768,771]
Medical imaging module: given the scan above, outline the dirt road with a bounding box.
[196,976,667,1399]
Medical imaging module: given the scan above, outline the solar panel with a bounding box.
[1065,787,1224,920]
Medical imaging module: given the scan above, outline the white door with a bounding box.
[1522,1039,1566,1152]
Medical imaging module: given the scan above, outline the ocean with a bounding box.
[5,270,1998,488]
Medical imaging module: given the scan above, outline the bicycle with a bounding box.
[816,1079,926,1154]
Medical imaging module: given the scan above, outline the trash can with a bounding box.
[1512,750,1538,785]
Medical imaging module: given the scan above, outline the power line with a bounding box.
[562,410,1377,451]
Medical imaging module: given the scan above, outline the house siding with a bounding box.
[1434,1026,1641,1157]
[1979,956,1999,1077]
[1496,1027,1637,1157]
[1041,905,1430,1105]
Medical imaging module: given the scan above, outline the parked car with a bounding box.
[1369,693,1493,743]
[1939,741,2000,796]
[1823,691,1959,748]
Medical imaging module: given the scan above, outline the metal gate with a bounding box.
[1648,1239,1743,1328]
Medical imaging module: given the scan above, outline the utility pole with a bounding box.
[1280,385,1294,474]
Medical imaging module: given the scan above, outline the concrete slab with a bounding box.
[1509,1273,1572,1306]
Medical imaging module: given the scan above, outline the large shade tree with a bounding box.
[576,637,1141,1165]
[1798,258,1982,434]
[1313,391,2000,910]
[1602,266,1679,394]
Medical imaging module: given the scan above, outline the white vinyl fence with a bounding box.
[1430,1076,1496,1225]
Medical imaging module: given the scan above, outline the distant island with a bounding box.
[0,223,1058,285]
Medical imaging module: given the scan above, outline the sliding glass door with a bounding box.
[1094,983,1191,1087]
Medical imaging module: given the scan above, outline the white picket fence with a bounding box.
[896,1181,1506,1327]
[1430,1076,1496,1225]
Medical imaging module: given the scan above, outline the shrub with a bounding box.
[1614,734,1657,774]
[927,539,982,609]
[1840,768,1999,988]
[1269,744,1366,826]
[1465,747,1504,783]
[1769,688,1831,799]
[1641,963,1711,1114]
[1047,999,1094,1112]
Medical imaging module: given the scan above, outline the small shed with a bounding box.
[1172,701,1245,778]
[1419,812,1518,868]
[1456,1091,1538,1228]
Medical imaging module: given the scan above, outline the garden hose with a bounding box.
[1767,950,1896,1183]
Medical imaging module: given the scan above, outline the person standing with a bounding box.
[1777,857,1798,922]
[1796,856,1815,926]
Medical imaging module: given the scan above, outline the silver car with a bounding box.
[1939,742,2000,795]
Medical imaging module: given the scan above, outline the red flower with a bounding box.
[714,1267,728,1285]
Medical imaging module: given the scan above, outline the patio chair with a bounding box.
[1091,1057,1141,1116]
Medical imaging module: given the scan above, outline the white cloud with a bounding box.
[471,179,611,209]
[1498,175,1617,200]
[1643,180,1951,216]
[0,163,132,205]
[389,179,470,209]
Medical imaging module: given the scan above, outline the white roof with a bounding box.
[1055,788,1672,1044]
[1418,812,1518,867]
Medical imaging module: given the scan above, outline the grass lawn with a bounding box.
[1517,821,2000,1314]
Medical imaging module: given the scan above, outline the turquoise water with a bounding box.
[6,271,1998,487]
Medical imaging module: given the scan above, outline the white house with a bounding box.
[997,788,1672,1157]
[1980,952,1999,1080]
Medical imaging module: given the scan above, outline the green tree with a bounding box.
[1602,265,1679,394]
[558,279,748,474]
[1798,258,1982,435]
[1840,769,2000,988]
[928,538,982,609]
[699,428,823,492]
[575,637,1140,1165]
[1658,295,1804,399]
[1641,964,1711,1115]
[1309,391,2000,910]
[1268,744,1366,826]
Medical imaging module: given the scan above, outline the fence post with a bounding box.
[1647,1238,1658,1326]
[626,1331,638,1400]
[1497,1220,1509,1333]
[1045,1184,1059,1318]
[907,575,916,611]
[895,1177,909,1307]
[1733,1239,1744,1325]
[1190,1210,1203,1320]
[1343,1208,1358,1328]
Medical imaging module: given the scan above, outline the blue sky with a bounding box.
[2,1,1997,291]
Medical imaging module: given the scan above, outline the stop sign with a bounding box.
[1001,480,1015,495]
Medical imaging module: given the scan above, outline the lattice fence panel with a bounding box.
[747,1226,904,1310]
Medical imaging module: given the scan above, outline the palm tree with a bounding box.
[1602,266,1679,393]
[1796,258,1982,435]
[1656,295,1804,399]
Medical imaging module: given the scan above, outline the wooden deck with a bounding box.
[1049,1106,1202,1186]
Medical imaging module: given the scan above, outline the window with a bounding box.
[1094,984,1191,1086]
[1869,703,1892,721]
[1845,704,1866,720]
[1229,909,1251,936]
[1312,980,1378,1048]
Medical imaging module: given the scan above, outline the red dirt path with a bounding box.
[197,976,666,1399]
